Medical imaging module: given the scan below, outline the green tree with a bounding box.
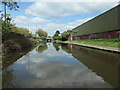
[36,29,48,39]
[61,30,71,41]
[2,23,14,35]
[2,1,19,23]
[53,30,61,40]
[1,1,19,37]
[48,36,52,38]
[53,30,60,37]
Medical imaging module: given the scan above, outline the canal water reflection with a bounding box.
[2,43,119,88]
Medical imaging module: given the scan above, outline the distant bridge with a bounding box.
[46,38,53,42]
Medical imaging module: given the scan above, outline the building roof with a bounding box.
[72,5,120,37]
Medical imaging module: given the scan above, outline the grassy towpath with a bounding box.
[64,39,120,53]
[65,39,120,48]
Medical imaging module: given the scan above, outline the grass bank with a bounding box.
[2,32,42,55]
[2,32,42,70]
[65,39,120,48]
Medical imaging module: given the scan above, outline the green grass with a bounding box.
[65,39,120,48]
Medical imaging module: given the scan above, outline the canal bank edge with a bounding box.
[62,42,120,53]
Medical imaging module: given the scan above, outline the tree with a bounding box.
[3,2,19,11]
[53,30,61,40]
[36,29,48,39]
[53,30,60,37]
[48,36,52,38]
[1,1,19,36]
[61,30,72,41]
[2,1,19,23]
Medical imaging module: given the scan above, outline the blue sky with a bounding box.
[1,1,118,36]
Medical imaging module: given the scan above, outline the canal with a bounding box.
[1,43,119,88]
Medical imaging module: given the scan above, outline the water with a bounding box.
[2,43,119,88]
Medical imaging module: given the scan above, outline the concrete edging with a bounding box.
[62,42,120,53]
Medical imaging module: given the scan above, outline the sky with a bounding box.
[1,0,119,36]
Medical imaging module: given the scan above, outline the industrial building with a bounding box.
[69,5,120,40]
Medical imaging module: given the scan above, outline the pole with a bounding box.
[4,2,6,23]
[35,25,37,37]
[28,16,29,30]
[27,15,29,37]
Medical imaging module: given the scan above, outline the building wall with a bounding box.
[71,5,120,40]
[70,30,120,40]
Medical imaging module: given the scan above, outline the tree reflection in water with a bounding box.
[36,43,48,53]
[53,43,61,51]
[2,68,19,88]
[1,43,119,88]
[61,43,119,88]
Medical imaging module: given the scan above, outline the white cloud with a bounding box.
[14,15,91,35]
[14,2,118,36]
[14,16,27,25]
[13,16,48,25]
[68,18,92,28]
[30,17,48,23]
[20,0,119,2]
[38,17,91,36]
[25,2,117,18]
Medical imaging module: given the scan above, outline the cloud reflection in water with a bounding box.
[21,62,112,88]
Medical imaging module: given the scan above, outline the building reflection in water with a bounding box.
[61,43,119,88]
[2,43,119,88]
